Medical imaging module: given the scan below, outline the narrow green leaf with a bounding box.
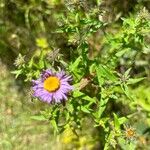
[115,48,130,57]
[96,65,117,87]
[11,70,22,78]
[118,117,128,125]
[81,106,91,113]
[51,119,58,132]
[121,84,133,100]
[113,113,120,129]
[127,77,145,85]
[102,65,117,81]
[97,99,109,118]
[69,56,82,72]
[96,65,104,86]
[124,68,131,78]
[73,90,96,103]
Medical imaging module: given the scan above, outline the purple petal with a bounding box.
[53,92,62,103]
[39,92,53,103]
[41,69,54,80]
[56,70,66,79]
[61,75,72,82]
[32,79,42,85]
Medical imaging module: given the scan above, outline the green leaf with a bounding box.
[115,48,130,57]
[81,106,91,113]
[89,63,96,74]
[121,83,132,100]
[51,119,58,132]
[124,68,131,78]
[104,130,117,150]
[28,57,34,68]
[100,65,117,81]
[96,65,104,86]
[113,113,120,129]
[118,117,128,125]
[39,50,45,69]
[73,90,96,103]
[67,104,74,113]
[96,98,109,118]
[69,56,82,72]
[11,70,23,78]
[127,77,145,85]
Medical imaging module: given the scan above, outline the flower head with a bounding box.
[32,69,73,103]
[14,53,25,67]
[123,125,136,141]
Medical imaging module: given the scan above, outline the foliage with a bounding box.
[1,0,150,149]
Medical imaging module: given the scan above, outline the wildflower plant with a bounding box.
[12,1,150,149]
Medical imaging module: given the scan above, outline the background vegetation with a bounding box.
[0,0,150,149]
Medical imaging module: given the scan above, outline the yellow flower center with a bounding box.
[126,128,135,138]
[44,76,60,92]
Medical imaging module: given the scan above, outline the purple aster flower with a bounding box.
[32,69,73,103]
